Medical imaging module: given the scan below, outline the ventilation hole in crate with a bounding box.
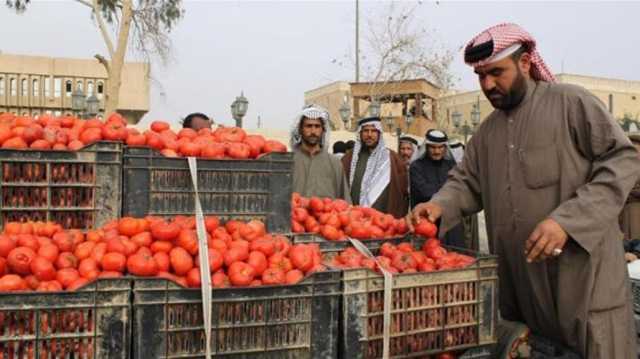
[51,188,94,208]
[215,326,266,353]
[50,211,94,230]
[50,164,95,184]
[2,187,48,208]
[2,162,47,183]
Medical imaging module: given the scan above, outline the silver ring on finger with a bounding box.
[552,248,562,256]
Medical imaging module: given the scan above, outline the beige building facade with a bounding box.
[306,73,640,140]
[0,53,150,123]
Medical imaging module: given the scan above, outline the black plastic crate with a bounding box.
[324,235,498,359]
[131,270,341,358]
[122,147,293,233]
[631,278,640,314]
[0,142,122,230]
[0,278,131,358]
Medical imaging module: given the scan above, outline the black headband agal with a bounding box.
[464,40,494,64]
[358,116,381,127]
[399,136,418,146]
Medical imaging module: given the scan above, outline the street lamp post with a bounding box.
[86,95,100,118]
[404,112,414,133]
[71,89,86,118]
[452,103,482,146]
[369,99,381,118]
[231,92,249,128]
[339,100,352,131]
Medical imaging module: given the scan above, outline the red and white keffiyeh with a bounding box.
[464,23,556,83]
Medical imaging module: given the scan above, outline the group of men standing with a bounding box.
[290,22,640,359]
[182,22,639,358]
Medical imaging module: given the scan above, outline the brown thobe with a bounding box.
[292,148,351,201]
[431,79,640,358]
[620,182,640,240]
[342,149,409,219]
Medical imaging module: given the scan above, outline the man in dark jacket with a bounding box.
[410,129,465,247]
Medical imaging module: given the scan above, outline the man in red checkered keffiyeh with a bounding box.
[464,23,555,83]
[409,22,640,358]
[463,23,557,111]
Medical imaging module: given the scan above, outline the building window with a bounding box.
[10,79,16,96]
[76,80,83,92]
[44,77,51,97]
[87,81,94,95]
[53,78,61,98]
[633,96,637,101]
[32,111,39,117]
[97,81,104,99]
[54,110,61,117]
[32,79,39,97]
[45,110,52,115]
[21,79,28,97]
[0,77,4,96]
[22,111,29,116]
[65,80,72,97]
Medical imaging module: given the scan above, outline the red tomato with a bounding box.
[206,248,224,273]
[56,268,80,289]
[228,261,256,287]
[249,237,275,257]
[204,216,220,233]
[78,258,100,280]
[7,246,36,275]
[391,252,418,272]
[73,241,95,260]
[414,219,438,238]
[0,235,16,257]
[212,272,230,288]
[268,253,293,273]
[30,257,57,281]
[261,267,285,285]
[150,121,170,133]
[289,244,314,272]
[186,268,201,288]
[101,253,126,272]
[247,251,268,276]
[169,247,193,276]
[177,229,199,255]
[151,222,181,241]
[285,269,304,285]
[67,277,91,291]
[131,232,152,247]
[127,252,159,277]
[91,242,108,263]
[380,243,397,258]
[263,140,287,153]
[178,142,202,157]
[153,252,170,272]
[397,243,415,253]
[226,142,251,159]
[52,232,74,252]
[102,123,128,141]
[150,241,173,253]
[0,274,28,291]
[223,247,249,267]
[244,135,266,158]
[37,280,63,292]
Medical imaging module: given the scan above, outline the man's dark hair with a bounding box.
[182,113,210,129]
[332,141,347,154]
[346,140,355,150]
[510,45,529,63]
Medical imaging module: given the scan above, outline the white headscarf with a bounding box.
[399,136,420,163]
[448,139,465,164]
[289,104,331,149]
[349,119,391,207]
[414,129,450,161]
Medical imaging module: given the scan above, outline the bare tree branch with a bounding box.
[92,0,115,57]
[94,54,110,72]
[72,0,92,8]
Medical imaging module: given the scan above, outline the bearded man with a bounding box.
[291,105,350,200]
[409,23,639,358]
[342,117,408,218]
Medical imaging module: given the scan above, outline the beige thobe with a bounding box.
[431,79,640,358]
[292,148,351,201]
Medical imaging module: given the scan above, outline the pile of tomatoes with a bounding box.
[329,239,476,274]
[0,112,287,159]
[0,216,325,292]
[291,193,409,241]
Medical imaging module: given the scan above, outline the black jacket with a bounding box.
[409,155,465,248]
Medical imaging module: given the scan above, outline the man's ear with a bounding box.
[519,52,532,78]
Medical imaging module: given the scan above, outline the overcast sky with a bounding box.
[1,1,638,129]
